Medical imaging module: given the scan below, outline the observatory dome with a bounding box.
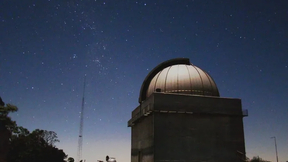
[139,58,219,103]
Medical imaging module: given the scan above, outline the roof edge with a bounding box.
[138,58,191,103]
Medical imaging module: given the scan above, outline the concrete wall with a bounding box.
[153,93,242,115]
[129,93,246,162]
[153,93,246,162]
[154,113,245,162]
[131,114,154,162]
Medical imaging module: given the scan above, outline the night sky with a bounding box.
[1,0,288,161]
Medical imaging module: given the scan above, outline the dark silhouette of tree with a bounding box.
[0,97,18,131]
[249,156,271,162]
[0,97,5,106]
[7,126,67,162]
[0,97,18,162]
[31,129,60,146]
[0,97,68,162]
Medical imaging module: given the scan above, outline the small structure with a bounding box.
[101,155,117,162]
[128,58,247,162]
[108,157,117,162]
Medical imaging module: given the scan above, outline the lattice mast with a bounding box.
[77,75,86,162]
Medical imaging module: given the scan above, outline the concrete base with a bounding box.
[128,93,247,162]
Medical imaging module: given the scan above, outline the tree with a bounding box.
[31,129,60,146]
[249,156,271,162]
[0,97,18,131]
[0,97,18,162]
[7,128,67,162]
[0,97,68,162]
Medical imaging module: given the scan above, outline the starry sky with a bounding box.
[1,0,288,161]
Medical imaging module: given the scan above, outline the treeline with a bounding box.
[1,97,272,162]
[0,97,71,162]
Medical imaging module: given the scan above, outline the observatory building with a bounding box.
[128,58,247,162]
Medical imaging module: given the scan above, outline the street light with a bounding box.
[271,136,279,162]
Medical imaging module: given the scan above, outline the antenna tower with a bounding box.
[77,75,86,162]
